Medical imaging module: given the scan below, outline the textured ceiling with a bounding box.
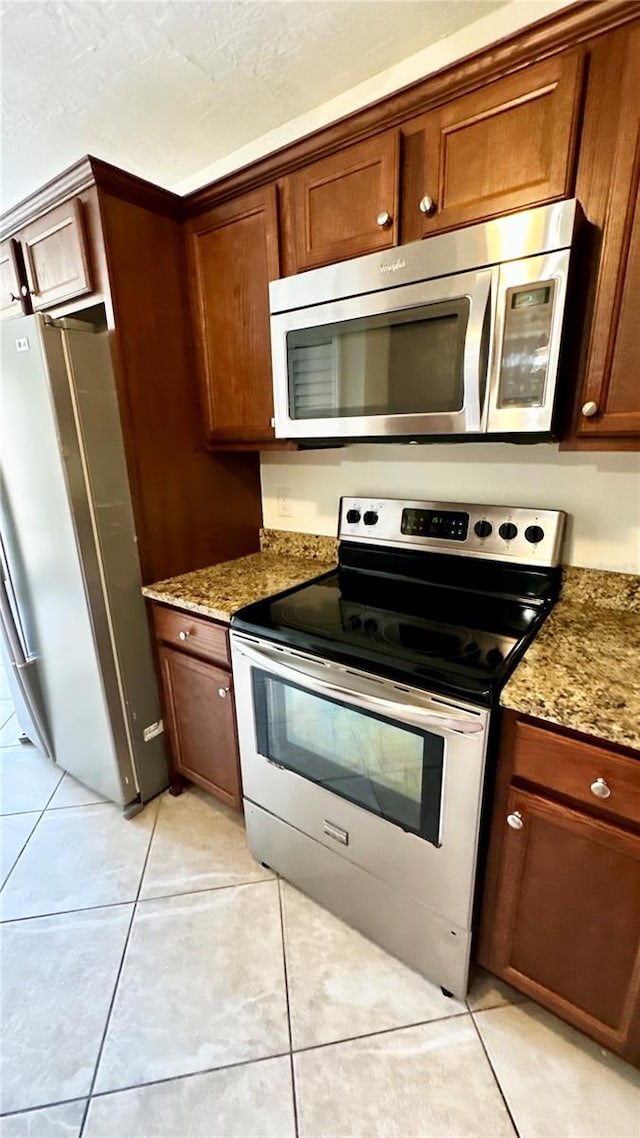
[0,0,511,209]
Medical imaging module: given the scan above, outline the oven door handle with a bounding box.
[233,640,485,737]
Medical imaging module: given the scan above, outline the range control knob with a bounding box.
[524,525,545,545]
[474,519,493,539]
[346,509,361,524]
[499,522,518,541]
[363,511,379,526]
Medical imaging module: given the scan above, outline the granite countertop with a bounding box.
[142,529,337,624]
[501,567,640,751]
[144,531,639,752]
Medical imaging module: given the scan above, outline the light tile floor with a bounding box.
[1,730,639,1136]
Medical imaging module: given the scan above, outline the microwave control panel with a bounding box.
[497,281,556,408]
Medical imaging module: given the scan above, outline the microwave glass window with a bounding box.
[497,280,556,408]
[287,299,469,420]
[252,669,444,845]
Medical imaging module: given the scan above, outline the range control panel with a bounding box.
[340,498,566,567]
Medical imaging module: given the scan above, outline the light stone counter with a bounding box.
[500,566,640,751]
[142,530,336,625]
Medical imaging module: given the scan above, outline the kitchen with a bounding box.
[0,0,639,1135]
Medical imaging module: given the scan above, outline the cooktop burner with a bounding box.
[232,497,565,706]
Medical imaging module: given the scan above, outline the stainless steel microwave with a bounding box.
[269,200,582,442]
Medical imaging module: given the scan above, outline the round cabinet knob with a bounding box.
[582,401,599,418]
[474,520,492,539]
[419,195,437,216]
[507,811,524,830]
[346,509,361,524]
[376,210,393,229]
[178,630,190,641]
[525,525,545,545]
[499,522,518,541]
[217,687,230,699]
[20,285,30,298]
[363,511,379,526]
[590,777,611,799]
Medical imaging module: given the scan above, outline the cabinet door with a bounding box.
[573,26,640,441]
[489,786,640,1062]
[20,198,93,309]
[287,132,399,272]
[401,52,584,240]
[187,186,280,445]
[159,645,242,810]
[0,240,26,319]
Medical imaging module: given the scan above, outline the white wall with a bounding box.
[261,444,640,573]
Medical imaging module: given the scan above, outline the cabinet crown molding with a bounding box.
[1,156,184,240]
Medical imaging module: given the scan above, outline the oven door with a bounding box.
[231,633,490,929]
[270,269,494,439]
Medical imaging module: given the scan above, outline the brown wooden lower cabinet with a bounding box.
[479,712,640,1066]
[151,604,242,810]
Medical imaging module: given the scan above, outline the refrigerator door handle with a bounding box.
[0,536,29,666]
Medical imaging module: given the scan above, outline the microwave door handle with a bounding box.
[234,641,484,736]
[463,270,493,433]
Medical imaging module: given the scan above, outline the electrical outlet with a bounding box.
[276,486,294,517]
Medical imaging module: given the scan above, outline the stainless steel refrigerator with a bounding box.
[1,313,168,813]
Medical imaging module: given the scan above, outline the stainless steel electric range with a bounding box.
[230,498,565,998]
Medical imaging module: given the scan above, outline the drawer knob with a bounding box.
[376,210,393,229]
[217,687,229,698]
[581,401,599,418]
[178,630,190,641]
[590,777,611,799]
[507,811,523,830]
[419,195,437,216]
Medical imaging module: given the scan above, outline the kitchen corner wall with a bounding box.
[260,444,640,573]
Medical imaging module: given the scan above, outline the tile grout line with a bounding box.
[469,1009,521,1138]
[81,1050,294,1104]
[0,764,65,893]
[290,1007,471,1056]
[1,1051,296,1120]
[277,878,300,1138]
[77,799,162,1138]
[2,1005,477,1123]
[0,1095,87,1121]
[0,712,18,736]
[0,872,277,925]
[4,1008,478,1118]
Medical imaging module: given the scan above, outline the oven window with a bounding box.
[287,299,469,421]
[252,669,444,845]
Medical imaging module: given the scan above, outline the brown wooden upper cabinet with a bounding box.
[187,185,281,447]
[571,25,640,442]
[401,52,584,240]
[0,240,26,319]
[17,198,93,310]
[286,132,400,272]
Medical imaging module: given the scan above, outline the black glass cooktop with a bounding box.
[232,545,560,705]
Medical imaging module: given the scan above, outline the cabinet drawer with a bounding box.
[152,605,230,666]
[512,720,640,827]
